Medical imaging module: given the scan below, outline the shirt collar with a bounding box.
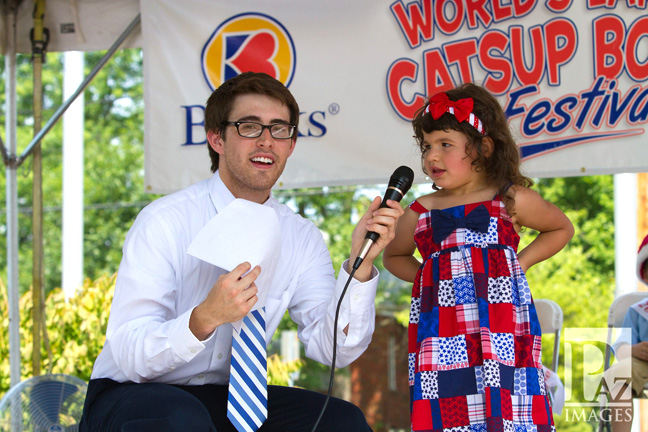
[209,170,278,213]
[209,170,236,213]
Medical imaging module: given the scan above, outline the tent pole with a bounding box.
[15,13,141,166]
[31,0,46,377]
[3,0,21,388]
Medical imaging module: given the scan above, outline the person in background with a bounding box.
[605,233,648,432]
[80,71,404,432]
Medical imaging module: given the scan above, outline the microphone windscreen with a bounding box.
[388,166,415,197]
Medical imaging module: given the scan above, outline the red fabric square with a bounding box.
[439,396,469,428]
[439,253,452,280]
[421,261,434,288]
[489,249,511,277]
[472,247,485,274]
[514,334,535,368]
[412,399,433,430]
[531,395,549,424]
[409,322,419,352]
[465,332,483,366]
[498,219,520,251]
[486,416,504,432]
[438,307,458,337]
[412,276,421,299]
[500,388,513,420]
[489,303,515,333]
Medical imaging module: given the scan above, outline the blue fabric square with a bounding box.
[455,276,477,304]
[409,385,414,413]
[513,368,528,395]
[471,424,487,432]
[499,364,515,390]
[510,279,520,306]
[528,306,542,336]
[488,388,502,417]
[430,399,443,429]
[438,368,477,398]
[439,335,468,366]
[478,298,490,328]
[419,310,439,340]
[448,206,464,218]
[413,373,423,400]
[526,367,541,394]
[475,366,485,394]
[517,276,532,304]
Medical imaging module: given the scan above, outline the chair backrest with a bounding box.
[535,298,563,334]
[534,298,563,373]
[608,291,648,328]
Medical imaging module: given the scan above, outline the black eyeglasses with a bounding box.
[227,121,296,139]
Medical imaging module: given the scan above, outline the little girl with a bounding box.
[383,83,574,432]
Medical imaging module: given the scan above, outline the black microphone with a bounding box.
[352,165,415,270]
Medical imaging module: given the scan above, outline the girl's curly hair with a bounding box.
[412,83,532,217]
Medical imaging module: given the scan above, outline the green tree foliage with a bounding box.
[521,175,615,431]
[0,274,114,396]
[0,49,157,295]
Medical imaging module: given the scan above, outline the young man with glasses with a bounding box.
[80,72,403,432]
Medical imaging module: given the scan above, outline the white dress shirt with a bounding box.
[90,171,379,385]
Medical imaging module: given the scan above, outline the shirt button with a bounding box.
[218,353,223,359]
[190,349,197,354]
[197,374,204,379]
[353,295,360,301]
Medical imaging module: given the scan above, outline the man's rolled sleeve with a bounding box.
[167,307,210,363]
[328,259,379,347]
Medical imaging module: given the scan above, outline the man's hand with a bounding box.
[350,197,404,281]
[632,341,648,362]
[189,262,261,341]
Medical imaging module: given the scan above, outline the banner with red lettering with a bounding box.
[141,0,648,193]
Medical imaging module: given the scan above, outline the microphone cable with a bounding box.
[309,265,357,432]
[309,165,413,431]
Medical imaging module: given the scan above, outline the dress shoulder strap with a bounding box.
[409,200,429,214]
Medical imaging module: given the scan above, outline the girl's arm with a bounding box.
[383,207,421,282]
[513,185,574,272]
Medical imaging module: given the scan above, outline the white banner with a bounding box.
[140,0,648,193]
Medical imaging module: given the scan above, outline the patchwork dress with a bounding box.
[408,197,554,432]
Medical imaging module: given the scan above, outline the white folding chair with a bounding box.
[599,291,648,432]
[535,298,563,373]
[603,292,648,372]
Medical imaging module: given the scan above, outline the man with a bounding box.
[79,72,404,431]
[605,234,648,432]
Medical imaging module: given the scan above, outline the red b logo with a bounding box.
[201,13,296,90]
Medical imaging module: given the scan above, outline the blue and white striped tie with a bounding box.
[227,307,268,432]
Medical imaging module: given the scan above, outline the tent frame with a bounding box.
[1,4,140,387]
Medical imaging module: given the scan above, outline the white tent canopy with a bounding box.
[0,0,141,54]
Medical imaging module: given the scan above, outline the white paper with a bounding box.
[187,199,281,332]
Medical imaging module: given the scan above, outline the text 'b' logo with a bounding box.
[201,13,296,90]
